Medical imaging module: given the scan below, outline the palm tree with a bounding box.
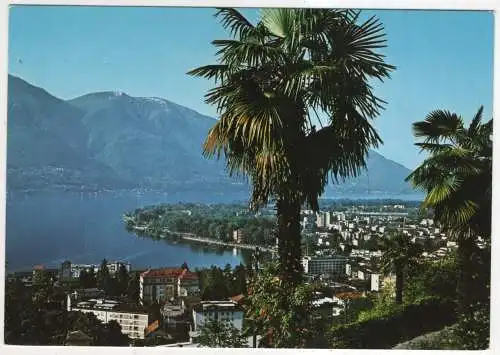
[406,106,492,311]
[189,8,394,285]
[380,233,421,304]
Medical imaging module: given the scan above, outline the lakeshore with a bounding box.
[131,225,277,253]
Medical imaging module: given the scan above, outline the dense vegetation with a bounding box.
[4,270,130,346]
[196,263,248,300]
[126,203,277,246]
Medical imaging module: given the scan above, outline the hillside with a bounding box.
[6,75,131,191]
[6,75,417,197]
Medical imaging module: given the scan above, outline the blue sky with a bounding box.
[8,6,494,169]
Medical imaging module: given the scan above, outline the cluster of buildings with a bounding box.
[9,257,247,345]
[11,202,473,346]
[60,260,131,280]
[298,205,461,295]
[67,296,149,339]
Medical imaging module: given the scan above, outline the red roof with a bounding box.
[141,268,199,280]
[141,268,184,278]
[33,264,45,270]
[179,268,198,280]
[334,291,364,300]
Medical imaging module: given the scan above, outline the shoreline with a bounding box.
[132,225,276,253]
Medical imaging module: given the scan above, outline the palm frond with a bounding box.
[412,110,464,143]
[215,8,256,39]
[467,105,484,138]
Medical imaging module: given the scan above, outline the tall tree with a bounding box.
[379,233,421,304]
[87,267,97,288]
[116,264,130,296]
[32,270,54,309]
[127,273,140,304]
[97,259,111,294]
[189,8,394,285]
[406,106,492,312]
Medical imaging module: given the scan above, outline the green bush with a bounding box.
[452,301,490,350]
[328,297,457,349]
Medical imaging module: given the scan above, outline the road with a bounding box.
[130,224,276,253]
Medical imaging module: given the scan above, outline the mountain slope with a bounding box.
[68,92,232,188]
[7,75,131,191]
[326,150,414,195]
[6,75,418,196]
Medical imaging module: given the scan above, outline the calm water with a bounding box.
[5,190,423,273]
[5,190,250,273]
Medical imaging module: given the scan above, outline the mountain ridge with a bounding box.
[6,74,418,196]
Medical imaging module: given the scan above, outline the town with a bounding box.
[6,199,484,347]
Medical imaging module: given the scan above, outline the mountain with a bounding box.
[6,74,418,197]
[6,75,131,191]
[67,91,233,189]
[325,150,415,195]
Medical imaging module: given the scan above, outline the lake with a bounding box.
[5,190,423,273]
[5,190,251,273]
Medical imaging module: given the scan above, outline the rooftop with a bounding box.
[141,268,186,278]
[72,298,148,314]
[193,300,243,313]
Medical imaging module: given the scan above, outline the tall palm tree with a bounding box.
[380,233,421,304]
[189,8,394,285]
[406,106,492,311]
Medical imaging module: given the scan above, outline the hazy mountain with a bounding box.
[6,75,131,191]
[68,91,232,189]
[325,150,415,195]
[6,74,417,196]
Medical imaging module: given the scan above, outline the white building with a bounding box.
[302,255,347,276]
[140,268,199,304]
[370,274,397,292]
[68,297,149,339]
[62,260,131,279]
[190,300,244,340]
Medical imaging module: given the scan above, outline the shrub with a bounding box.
[328,297,457,348]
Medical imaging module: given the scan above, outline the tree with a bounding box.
[68,312,129,346]
[379,233,421,304]
[197,319,246,348]
[116,264,130,296]
[127,273,140,303]
[406,106,492,313]
[245,262,316,348]
[404,251,460,304]
[99,320,130,346]
[189,8,394,285]
[97,259,111,294]
[32,270,54,309]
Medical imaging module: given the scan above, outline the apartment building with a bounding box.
[140,267,200,304]
[302,255,347,276]
[67,297,149,339]
[190,300,244,340]
[232,229,245,244]
[178,269,201,297]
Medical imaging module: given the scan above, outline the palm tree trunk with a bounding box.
[276,198,302,286]
[395,266,404,304]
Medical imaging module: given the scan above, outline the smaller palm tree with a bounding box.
[405,106,492,313]
[379,233,421,304]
